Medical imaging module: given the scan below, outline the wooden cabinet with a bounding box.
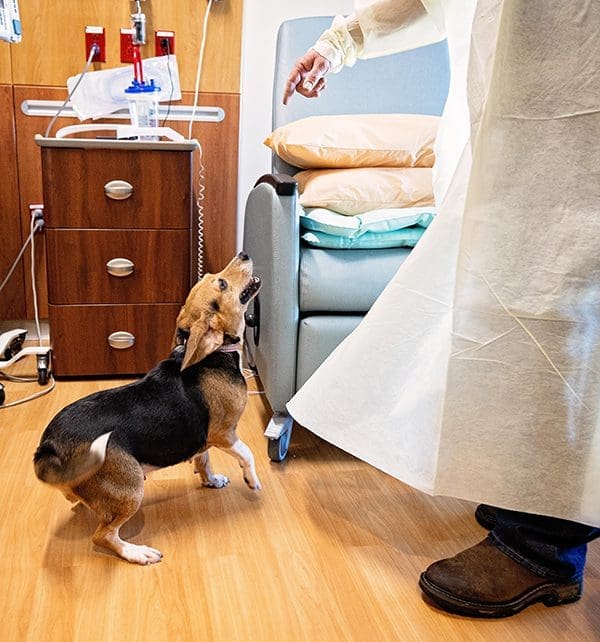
[10,87,239,321]
[38,138,196,377]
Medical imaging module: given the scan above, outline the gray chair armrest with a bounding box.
[254,173,297,196]
[243,177,300,413]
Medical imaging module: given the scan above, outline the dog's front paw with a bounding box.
[244,475,262,491]
[203,474,230,489]
[121,543,163,565]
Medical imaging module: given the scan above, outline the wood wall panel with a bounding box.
[0,85,25,319]
[0,42,11,83]
[10,0,241,93]
[13,86,239,318]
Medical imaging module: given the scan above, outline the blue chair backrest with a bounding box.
[271,16,450,174]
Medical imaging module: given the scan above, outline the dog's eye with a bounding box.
[176,328,190,345]
[211,300,220,312]
[218,278,228,291]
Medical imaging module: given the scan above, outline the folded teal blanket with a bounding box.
[301,225,427,249]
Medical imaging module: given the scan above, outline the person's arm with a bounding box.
[354,0,445,60]
[283,0,445,104]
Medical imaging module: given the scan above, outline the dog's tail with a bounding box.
[33,432,112,486]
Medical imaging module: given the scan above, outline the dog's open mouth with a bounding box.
[240,276,261,304]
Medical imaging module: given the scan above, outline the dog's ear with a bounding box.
[181,319,223,369]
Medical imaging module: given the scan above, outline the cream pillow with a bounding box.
[264,114,439,169]
[296,167,434,215]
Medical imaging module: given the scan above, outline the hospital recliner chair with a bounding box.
[244,17,450,461]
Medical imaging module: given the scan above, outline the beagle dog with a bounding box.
[33,252,262,565]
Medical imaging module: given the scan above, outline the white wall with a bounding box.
[237,0,353,248]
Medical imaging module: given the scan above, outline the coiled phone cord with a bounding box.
[193,141,205,282]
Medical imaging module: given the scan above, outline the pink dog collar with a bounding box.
[218,343,241,353]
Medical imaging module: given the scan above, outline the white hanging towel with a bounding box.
[288,0,600,527]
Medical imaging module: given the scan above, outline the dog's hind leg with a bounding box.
[193,450,230,488]
[92,504,163,565]
[218,439,261,490]
[77,450,163,565]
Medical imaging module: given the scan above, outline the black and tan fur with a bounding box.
[33,253,262,565]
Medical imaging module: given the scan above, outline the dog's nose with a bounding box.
[238,251,250,261]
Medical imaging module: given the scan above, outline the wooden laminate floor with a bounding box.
[0,356,598,641]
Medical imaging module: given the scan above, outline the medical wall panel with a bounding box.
[10,0,242,93]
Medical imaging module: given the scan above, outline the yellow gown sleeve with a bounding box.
[312,0,446,73]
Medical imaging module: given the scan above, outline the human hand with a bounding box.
[283,49,331,105]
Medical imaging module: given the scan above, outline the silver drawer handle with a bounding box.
[106,257,135,277]
[104,179,133,200]
[107,331,135,349]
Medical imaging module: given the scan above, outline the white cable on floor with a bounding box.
[0,376,56,409]
[0,371,37,382]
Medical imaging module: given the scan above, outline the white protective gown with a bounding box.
[287,0,600,527]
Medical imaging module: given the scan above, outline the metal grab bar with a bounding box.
[21,99,225,123]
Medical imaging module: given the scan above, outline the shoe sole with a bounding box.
[419,572,582,618]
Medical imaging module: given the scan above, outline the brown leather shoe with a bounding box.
[419,538,582,618]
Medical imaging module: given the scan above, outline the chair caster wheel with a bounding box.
[268,424,292,462]
[36,353,51,385]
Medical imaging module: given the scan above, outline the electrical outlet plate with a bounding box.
[155,30,175,56]
[120,28,136,63]
[85,26,106,62]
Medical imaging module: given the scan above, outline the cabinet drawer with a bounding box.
[41,147,192,229]
[49,303,182,376]
[46,229,190,304]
